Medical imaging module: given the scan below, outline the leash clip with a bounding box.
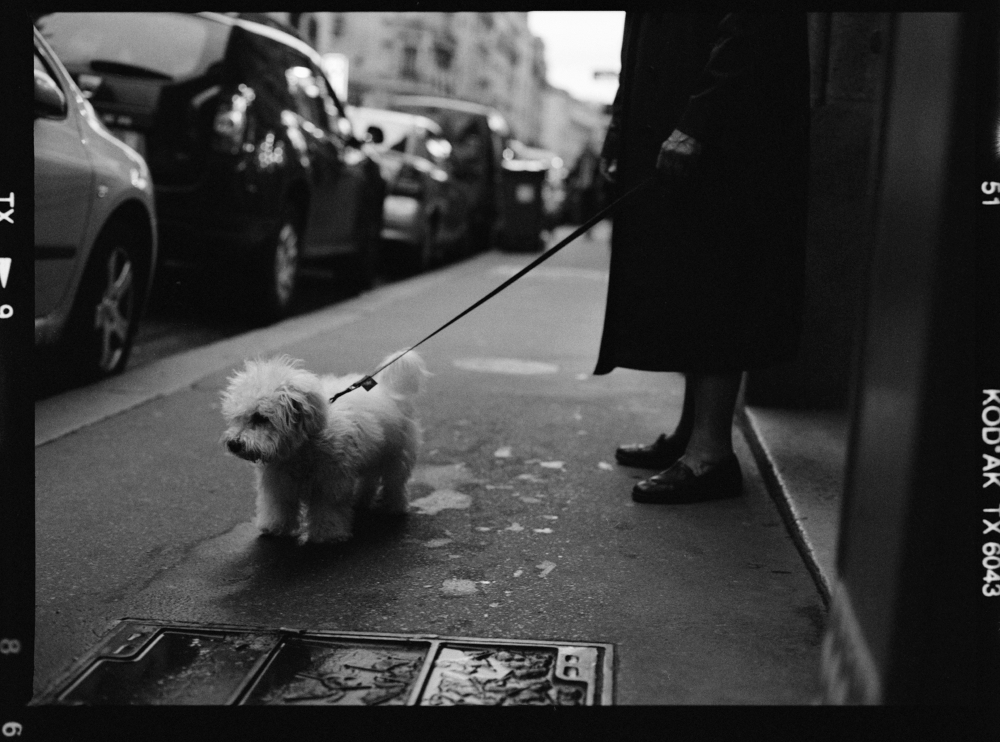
[329,376,377,405]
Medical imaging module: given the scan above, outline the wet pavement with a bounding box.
[34,222,825,704]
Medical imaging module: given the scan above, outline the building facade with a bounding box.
[538,85,610,173]
[271,12,551,148]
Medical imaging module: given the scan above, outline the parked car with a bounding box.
[34,26,158,380]
[348,106,472,272]
[385,96,513,253]
[35,11,386,321]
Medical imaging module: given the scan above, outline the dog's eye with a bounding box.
[250,413,268,426]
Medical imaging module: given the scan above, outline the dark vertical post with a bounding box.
[746,13,894,409]
[820,12,995,704]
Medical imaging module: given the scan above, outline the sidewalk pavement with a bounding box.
[34,223,836,704]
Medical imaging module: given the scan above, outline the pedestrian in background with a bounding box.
[596,13,810,503]
[565,143,601,226]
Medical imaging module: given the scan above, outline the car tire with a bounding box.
[351,211,381,292]
[62,219,148,380]
[255,201,302,322]
[467,215,492,255]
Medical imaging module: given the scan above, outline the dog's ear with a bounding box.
[290,389,327,435]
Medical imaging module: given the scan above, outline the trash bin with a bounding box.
[499,158,548,252]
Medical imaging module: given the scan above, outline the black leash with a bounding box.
[330,174,658,404]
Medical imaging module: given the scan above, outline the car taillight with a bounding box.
[212,84,255,154]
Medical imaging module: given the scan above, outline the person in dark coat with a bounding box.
[596,13,810,503]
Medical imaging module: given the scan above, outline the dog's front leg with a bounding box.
[299,477,356,545]
[254,466,301,537]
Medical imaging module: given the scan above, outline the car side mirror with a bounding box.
[366,125,384,145]
[34,67,67,119]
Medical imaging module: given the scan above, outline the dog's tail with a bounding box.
[375,350,428,397]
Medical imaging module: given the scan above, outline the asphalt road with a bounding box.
[33,222,825,704]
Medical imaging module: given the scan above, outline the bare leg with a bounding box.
[679,371,742,474]
[672,373,696,441]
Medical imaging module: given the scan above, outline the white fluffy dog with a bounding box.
[221,351,427,545]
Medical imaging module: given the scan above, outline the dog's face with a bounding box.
[221,356,327,464]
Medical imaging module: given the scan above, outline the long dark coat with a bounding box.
[594,13,810,375]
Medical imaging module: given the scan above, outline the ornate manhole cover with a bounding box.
[34,620,613,706]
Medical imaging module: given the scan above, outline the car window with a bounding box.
[412,127,435,160]
[353,113,411,153]
[312,67,355,140]
[283,49,333,132]
[34,46,68,119]
[34,49,61,89]
[232,31,289,112]
[35,12,226,80]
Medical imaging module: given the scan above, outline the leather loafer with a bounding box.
[615,433,689,469]
[632,455,743,504]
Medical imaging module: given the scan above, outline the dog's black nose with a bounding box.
[227,439,243,455]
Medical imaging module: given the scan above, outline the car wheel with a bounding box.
[64,220,147,380]
[352,215,381,292]
[467,216,491,255]
[256,202,302,321]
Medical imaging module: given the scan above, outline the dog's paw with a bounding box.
[256,519,298,538]
[298,528,352,546]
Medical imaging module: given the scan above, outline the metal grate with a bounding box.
[35,620,613,706]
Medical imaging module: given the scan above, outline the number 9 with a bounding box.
[2,722,22,738]
[984,542,1000,556]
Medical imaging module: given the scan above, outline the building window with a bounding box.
[401,46,418,80]
[434,44,453,70]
